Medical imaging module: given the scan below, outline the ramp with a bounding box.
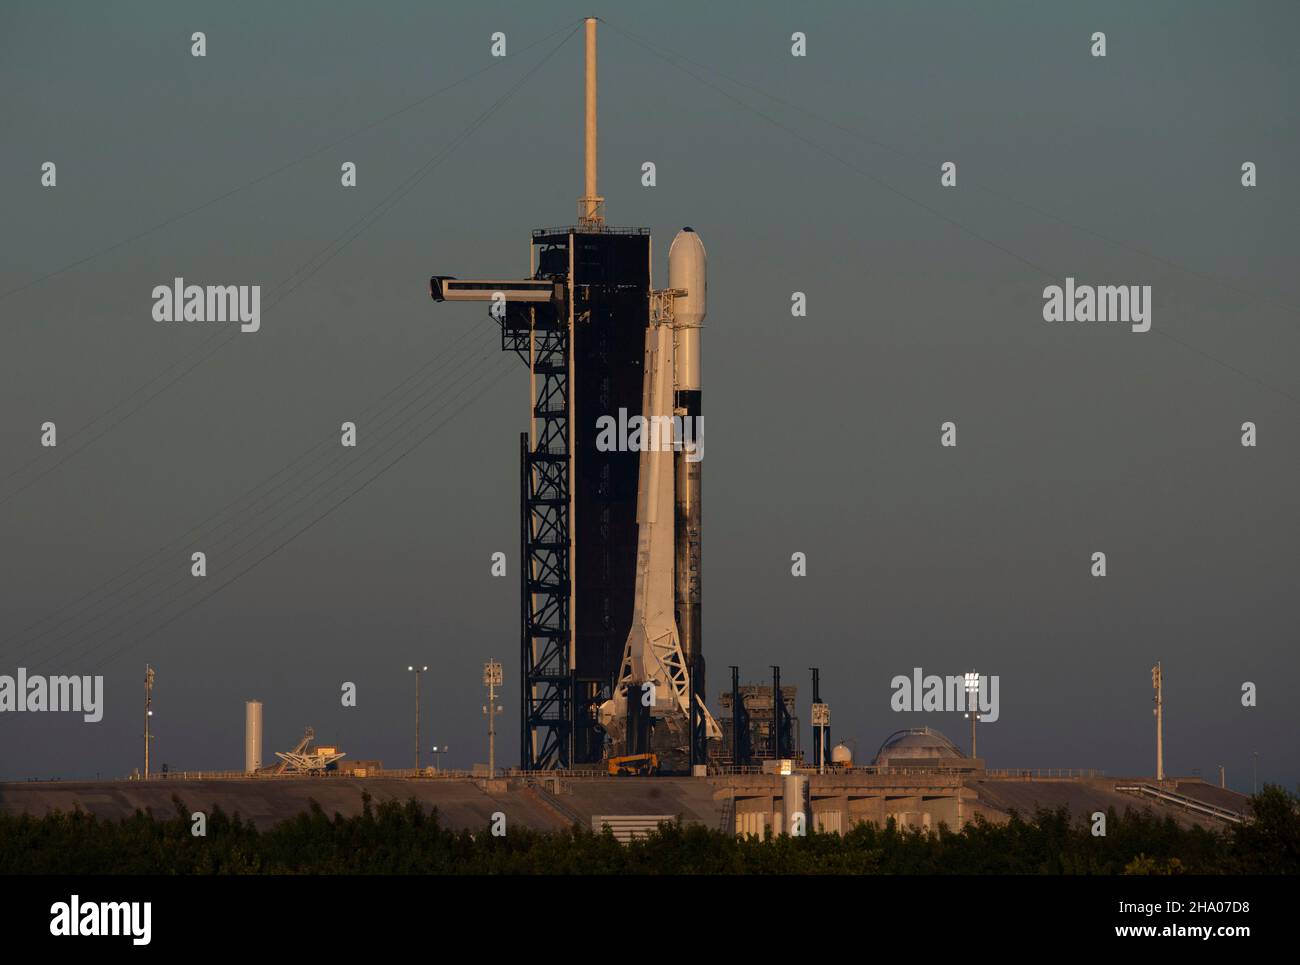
[1115,783,1247,825]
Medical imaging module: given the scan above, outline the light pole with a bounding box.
[964,671,980,759]
[484,659,503,778]
[1151,662,1164,782]
[143,665,155,779]
[408,665,427,771]
[1253,751,1259,794]
[432,745,449,772]
[810,701,829,776]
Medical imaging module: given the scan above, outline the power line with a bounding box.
[85,359,518,674]
[0,20,581,305]
[36,332,503,667]
[603,17,1300,321]
[1,314,487,647]
[0,325,232,493]
[260,22,581,315]
[7,25,579,658]
[604,19,1300,410]
[605,21,1059,280]
[2,328,242,506]
[30,348,514,673]
[0,316,497,658]
[14,324,509,669]
[0,23,580,505]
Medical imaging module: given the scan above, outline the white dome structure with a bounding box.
[873,727,964,767]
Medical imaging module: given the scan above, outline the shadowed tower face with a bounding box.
[563,228,651,763]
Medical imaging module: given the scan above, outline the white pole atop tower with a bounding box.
[580,17,604,226]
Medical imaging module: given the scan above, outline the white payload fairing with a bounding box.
[668,228,705,387]
[600,228,719,762]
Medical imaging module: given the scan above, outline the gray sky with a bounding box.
[1,0,1296,790]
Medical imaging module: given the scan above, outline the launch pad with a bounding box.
[430,20,714,771]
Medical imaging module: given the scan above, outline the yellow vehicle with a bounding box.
[608,753,659,776]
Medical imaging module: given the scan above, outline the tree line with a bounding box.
[2,785,1296,875]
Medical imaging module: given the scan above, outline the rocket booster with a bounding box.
[668,228,705,675]
[599,311,692,754]
[598,228,717,762]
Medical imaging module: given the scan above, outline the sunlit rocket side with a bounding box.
[599,229,720,761]
[600,319,693,751]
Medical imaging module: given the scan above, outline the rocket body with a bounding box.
[668,228,705,678]
[626,320,681,699]
[600,319,692,756]
[598,228,716,764]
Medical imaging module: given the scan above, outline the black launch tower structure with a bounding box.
[434,225,651,769]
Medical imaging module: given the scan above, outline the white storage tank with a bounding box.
[245,700,262,774]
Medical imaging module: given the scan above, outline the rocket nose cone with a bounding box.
[669,227,707,262]
[668,231,706,285]
[668,228,706,343]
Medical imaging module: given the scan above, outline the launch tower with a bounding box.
[429,18,714,770]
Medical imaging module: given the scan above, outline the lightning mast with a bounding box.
[579,17,603,227]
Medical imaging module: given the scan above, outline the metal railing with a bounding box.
[984,768,1105,779]
[114,767,479,782]
[1115,784,1247,824]
[532,225,650,238]
[708,765,1105,779]
[76,764,1109,785]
